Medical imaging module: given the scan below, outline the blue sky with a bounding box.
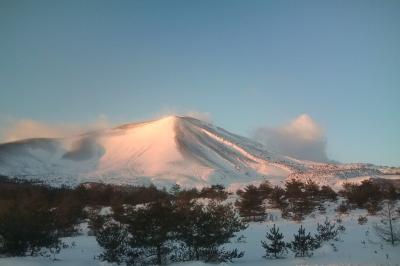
[0,0,399,166]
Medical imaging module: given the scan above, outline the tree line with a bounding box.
[91,198,246,265]
[235,178,399,221]
[0,177,231,259]
[235,179,338,221]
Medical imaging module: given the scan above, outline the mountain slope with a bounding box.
[0,116,398,188]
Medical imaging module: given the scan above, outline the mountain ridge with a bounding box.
[0,116,398,189]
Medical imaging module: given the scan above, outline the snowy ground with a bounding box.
[1,204,399,266]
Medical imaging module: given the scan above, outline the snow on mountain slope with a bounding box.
[0,116,397,188]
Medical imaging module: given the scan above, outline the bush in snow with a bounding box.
[358,215,368,225]
[374,200,400,246]
[335,201,349,214]
[337,224,346,233]
[261,224,287,259]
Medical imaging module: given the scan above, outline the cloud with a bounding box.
[184,111,212,123]
[254,114,330,162]
[0,115,111,143]
[153,106,179,118]
[152,107,212,123]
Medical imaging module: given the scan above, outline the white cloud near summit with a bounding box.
[185,111,212,123]
[254,114,330,162]
[153,107,213,123]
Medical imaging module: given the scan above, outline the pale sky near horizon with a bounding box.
[0,0,399,166]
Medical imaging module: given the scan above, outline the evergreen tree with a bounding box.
[258,180,272,200]
[96,221,129,265]
[87,208,106,236]
[236,185,265,221]
[124,200,177,265]
[176,201,246,262]
[95,199,247,265]
[268,186,286,208]
[261,224,287,259]
[53,194,84,236]
[304,179,320,200]
[316,217,339,242]
[285,179,305,199]
[339,180,383,209]
[175,188,199,202]
[319,185,338,201]
[283,179,316,221]
[0,200,64,257]
[200,185,228,200]
[169,184,181,197]
[289,225,320,257]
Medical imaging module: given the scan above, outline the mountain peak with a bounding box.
[115,115,201,130]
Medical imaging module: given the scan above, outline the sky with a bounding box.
[0,0,399,166]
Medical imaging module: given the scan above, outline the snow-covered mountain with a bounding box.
[0,116,398,189]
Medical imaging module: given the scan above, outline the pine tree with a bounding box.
[96,221,129,265]
[316,217,338,242]
[261,224,287,259]
[285,179,305,199]
[258,180,272,200]
[283,179,317,221]
[125,200,177,265]
[53,194,83,236]
[200,185,228,200]
[176,200,246,262]
[95,199,247,265]
[235,185,265,221]
[170,184,181,197]
[289,225,320,257]
[319,185,337,201]
[0,200,64,257]
[268,186,286,208]
[304,179,320,200]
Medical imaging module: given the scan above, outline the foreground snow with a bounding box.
[1,205,399,266]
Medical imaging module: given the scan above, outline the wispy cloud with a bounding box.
[254,114,330,162]
[153,107,212,122]
[0,115,111,143]
[184,111,212,122]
